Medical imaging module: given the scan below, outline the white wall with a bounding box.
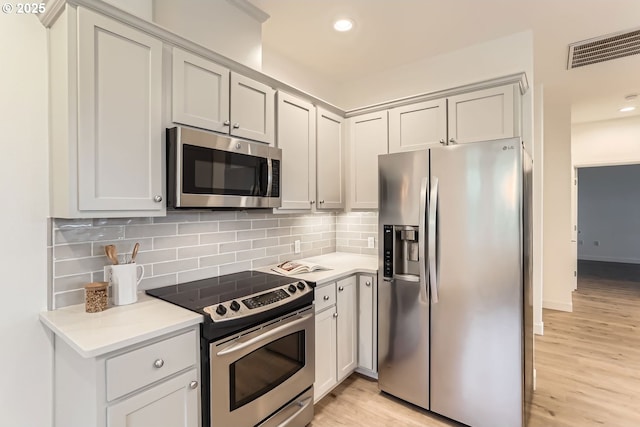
[0,14,51,427]
[573,116,640,167]
[335,31,534,111]
[542,92,573,312]
[577,165,640,264]
[153,0,265,70]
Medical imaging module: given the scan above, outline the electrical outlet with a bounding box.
[594,240,600,247]
[294,239,301,254]
[367,237,375,248]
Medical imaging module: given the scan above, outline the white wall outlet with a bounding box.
[367,237,375,248]
[294,239,301,254]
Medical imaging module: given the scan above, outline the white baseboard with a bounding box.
[578,255,640,264]
[543,300,573,312]
[534,322,544,336]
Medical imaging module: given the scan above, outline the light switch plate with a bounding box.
[294,239,301,254]
[367,237,375,248]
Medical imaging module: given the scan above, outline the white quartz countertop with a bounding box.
[39,293,203,358]
[256,252,378,285]
[40,252,377,358]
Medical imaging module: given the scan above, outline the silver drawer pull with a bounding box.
[153,359,164,369]
[333,312,338,318]
[189,381,198,389]
[338,286,344,291]
[366,281,371,287]
[323,295,330,301]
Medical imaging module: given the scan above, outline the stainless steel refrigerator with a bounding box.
[377,137,533,427]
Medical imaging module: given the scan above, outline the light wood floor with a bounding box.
[311,277,640,427]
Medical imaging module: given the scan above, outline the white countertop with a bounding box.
[256,252,378,285]
[40,252,377,358]
[39,293,203,358]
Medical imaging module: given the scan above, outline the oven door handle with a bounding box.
[266,158,273,197]
[216,312,312,357]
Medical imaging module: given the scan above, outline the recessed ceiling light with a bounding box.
[619,106,636,112]
[333,19,354,32]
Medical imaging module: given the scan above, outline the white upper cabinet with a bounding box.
[447,85,516,145]
[172,48,275,144]
[172,48,230,133]
[277,92,316,210]
[348,111,388,209]
[316,108,345,210]
[77,8,163,212]
[389,99,447,152]
[230,73,276,144]
[49,6,164,217]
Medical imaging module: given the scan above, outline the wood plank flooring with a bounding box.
[311,276,640,427]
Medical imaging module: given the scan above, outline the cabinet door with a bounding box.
[172,48,230,133]
[230,72,275,144]
[314,306,337,403]
[77,7,163,211]
[316,108,345,210]
[358,274,375,371]
[447,85,515,144]
[277,92,316,210]
[107,369,199,427]
[348,111,388,209]
[336,276,357,381]
[389,99,447,152]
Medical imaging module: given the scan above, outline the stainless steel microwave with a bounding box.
[167,127,281,209]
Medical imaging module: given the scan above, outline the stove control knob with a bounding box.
[215,304,227,316]
[288,284,297,293]
[296,281,306,290]
[230,301,241,311]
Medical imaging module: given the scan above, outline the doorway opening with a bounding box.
[573,164,640,286]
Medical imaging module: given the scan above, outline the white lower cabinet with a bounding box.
[107,369,199,427]
[314,275,359,403]
[314,305,337,400]
[54,327,200,427]
[357,274,376,373]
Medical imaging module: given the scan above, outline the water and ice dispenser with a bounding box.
[383,224,421,279]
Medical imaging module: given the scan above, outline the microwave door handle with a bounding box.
[216,312,312,357]
[266,158,273,197]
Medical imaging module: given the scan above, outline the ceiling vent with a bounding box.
[568,27,640,69]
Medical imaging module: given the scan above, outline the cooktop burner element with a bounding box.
[145,270,315,340]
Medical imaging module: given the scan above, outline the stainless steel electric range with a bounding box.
[146,270,315,427]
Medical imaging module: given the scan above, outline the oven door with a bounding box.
[210,308,314,427]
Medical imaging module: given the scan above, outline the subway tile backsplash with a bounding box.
[49,210,378,309]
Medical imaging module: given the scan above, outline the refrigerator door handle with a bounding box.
[418,176,428,303]
[428,176,439,303]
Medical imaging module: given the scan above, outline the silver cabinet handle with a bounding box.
[449,138,456,144]
[310,200,315,204]
[189,381,198,389]
[153,359,164,368]
[223,120,230,126]
[233,123,240,129]
[338,286,344,291]
[333,312,338,318]
[366,281,371,287]
[323,295,330,301]
[319,200,324,204]
[153,195,163,203]
[439,139,446,145]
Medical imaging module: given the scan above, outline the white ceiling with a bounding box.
[249,0,640,123]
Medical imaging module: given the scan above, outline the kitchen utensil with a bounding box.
[131,242,140,264]
[104,245,119,265]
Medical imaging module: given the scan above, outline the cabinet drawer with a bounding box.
[106,329,197,401]
[315,283,336,313]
